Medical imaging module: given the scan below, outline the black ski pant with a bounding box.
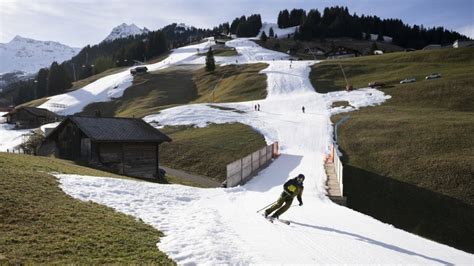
[264,193,293,218]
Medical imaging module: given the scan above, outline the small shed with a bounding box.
[42,116,172,178]
[453,39,474,48]
[2,106,58,128]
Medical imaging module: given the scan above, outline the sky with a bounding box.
[0,0,473,48]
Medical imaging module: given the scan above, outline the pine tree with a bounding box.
[278,10,290,28]
[260,31,268,42]
[205,48,215,72]
[377,33,384,41]
[269,27,274,38]
[47,62,72,96]
[365,31,371,40]
[35,68,49,98]
[230,17,240,34]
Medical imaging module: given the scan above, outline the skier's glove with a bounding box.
[299,202,303,206]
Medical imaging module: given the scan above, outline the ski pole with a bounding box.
[256,200,278,213]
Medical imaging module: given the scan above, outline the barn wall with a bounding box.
[57,121,83,160]
[98,142,159,178]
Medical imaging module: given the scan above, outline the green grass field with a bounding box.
[0,153,175,264]
[160,123,267,181]
[311,46,474,252]
[192,63,268,104]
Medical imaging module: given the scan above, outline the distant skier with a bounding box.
[257,104,260,111]
[254,104,257,111]
[264,174,304,219]
[302,106,305,113]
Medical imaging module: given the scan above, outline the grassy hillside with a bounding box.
[80,63,268,118]
[160,123,267,181]
[0,153,174,264]
[311,47,474,252]
[192,63,268,103]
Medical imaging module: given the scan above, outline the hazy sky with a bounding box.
[1,0,473,47]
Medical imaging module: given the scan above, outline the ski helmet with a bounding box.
[297,174,305,182]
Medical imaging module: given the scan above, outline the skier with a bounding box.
[264,174,304,220]
[302,106,305,113]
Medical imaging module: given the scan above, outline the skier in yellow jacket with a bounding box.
[264,174,304,219]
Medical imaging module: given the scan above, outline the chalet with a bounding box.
[40,116,172,179]
[326,46,361,59]
[2,106,59,128]
[215,39,227,45]
[453,39,474,48]
[304,46,326,56]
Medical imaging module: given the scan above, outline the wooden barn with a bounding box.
[2,106,59,128]
[41,116,172,179]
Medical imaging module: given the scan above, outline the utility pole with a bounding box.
[211,73,225,103]
[339,64,352,90]
[339,64,348,87]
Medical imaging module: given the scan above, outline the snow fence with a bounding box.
[225,142,278,187]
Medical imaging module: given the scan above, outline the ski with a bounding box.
[262,215,290,225]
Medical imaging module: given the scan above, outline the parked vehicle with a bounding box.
[400,78,416,84]
[130,66,148,75]
[368,81,385,88]
[425,73,442,80]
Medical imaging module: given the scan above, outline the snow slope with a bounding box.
[38,38,216,115]
[49,39,472,263]
[0,35,80,74]
[258,22,299,39]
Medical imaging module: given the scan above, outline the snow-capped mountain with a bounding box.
[103,23,150,42]
[0,35,81,74]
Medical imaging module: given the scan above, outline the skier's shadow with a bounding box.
[289,221,453,266]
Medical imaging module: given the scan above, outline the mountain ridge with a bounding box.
[0,35,80,74]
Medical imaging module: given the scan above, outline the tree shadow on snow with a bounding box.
[243,154,303,192]
[289,221,454,266]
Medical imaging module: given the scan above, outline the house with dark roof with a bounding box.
[326,46,362,59]
[40,116,172,179]
[2,106,59,128]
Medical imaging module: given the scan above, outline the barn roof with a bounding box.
[47,116,172,143]
[2,106,57,118]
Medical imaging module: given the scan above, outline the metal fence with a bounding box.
[225,142,278,187]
